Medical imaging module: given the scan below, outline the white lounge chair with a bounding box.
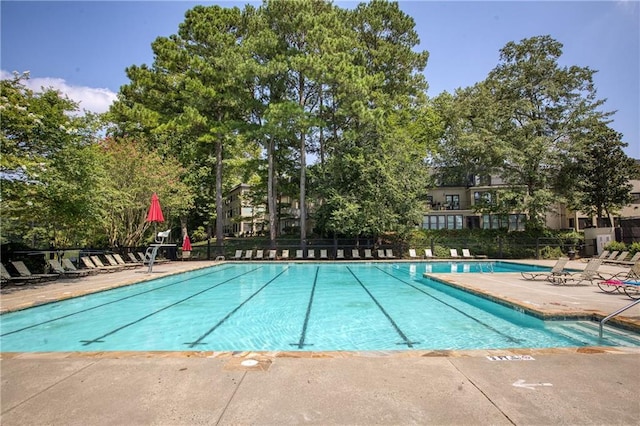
[450,249,461,258]
[1,263,42,285]
[352,249,361,259]
[63,258,97,275]
[48,259,91,278]
[521,257,570,281]
[336,249,345,260]
[11,260,60,281]
[231,250,243,260]
[377,249,386,259]
[295,250,304,259]
[385,249,395,259]
[364,249,373,259]
[462,249,474,259]
[408,249,417,259]
[254,250,264,260]
[81,256,116,273]
[307,249,316,259]
[620,252,640,266]
[91,255,124,272]
[551,258,602,286]
[268,250,277,260]
[320,250,328,260]
[244,250,253,260]
[605,251,628,264]
[281,250,290,260]
[424,249,434,259]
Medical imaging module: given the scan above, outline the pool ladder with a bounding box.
[599,298,640,338]
[145,245,160,273]
[479,262,494,273]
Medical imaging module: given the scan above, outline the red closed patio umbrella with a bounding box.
[146,193,165,223]
[182,235,192,251]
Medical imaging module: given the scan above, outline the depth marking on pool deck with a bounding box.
[185,267,290,348]
[347,266,419,348]
[79,266,264,346]
[375,265,524,345]
[291,266,320,349]
[1,265,238,338]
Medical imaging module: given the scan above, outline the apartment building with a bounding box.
[221,183,303,237]
[225,172,640,235]
[423,174,640,232]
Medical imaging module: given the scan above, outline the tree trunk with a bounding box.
[215,137,224,255]
[300,131,307,250]
[268,137,277,249]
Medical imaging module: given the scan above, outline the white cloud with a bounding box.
[1,70,117,114]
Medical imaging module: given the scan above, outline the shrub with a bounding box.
[604,241,627,252]
[539,246,564,259]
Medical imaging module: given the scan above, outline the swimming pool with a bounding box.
[1,262,638,352]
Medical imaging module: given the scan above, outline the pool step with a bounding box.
[547,320,640,347]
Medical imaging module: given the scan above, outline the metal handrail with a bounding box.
[599,298,640,338]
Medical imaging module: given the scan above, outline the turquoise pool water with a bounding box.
[1,262,636,352]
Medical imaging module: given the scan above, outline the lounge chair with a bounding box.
[408,249,417,259]
[385,249,395,259]
[91,255,125,272]
[620,252,640,265]
[597,278,640,299]
[254,250,264,260]
[105,254,137,270]
[1,263,41,285]
[336,249,345,260]
[81,256,114,273]
[424,249,434,259]
[550,258,602,286]
[605,251,629,264]
[352,249,361,260]
[521,257,570,281]
[63,258,97,275]
[597,250,610,259]
[462,249,474,259]
[450,249,461,258]
[604,251,620,262]
[307,249,316,259]
[115,253,141,267]
[281,249,290,260]
[364,249,373,259]
[600,260,640,282]
[268,250,277,260]
[319,250,328,260]
[377,249,386,259]
[48,259,91,278]
[244,250,253,260]
[11,260,59,281]
[295,250,304,259]
[231,250,243,260]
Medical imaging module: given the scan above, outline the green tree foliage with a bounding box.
[108,5,255,250]
[569,120,639,222]
[1,72,105,247]
[99,137,194,247]
[434,36,612,230]
[312,0,434,239]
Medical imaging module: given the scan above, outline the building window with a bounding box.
[445,195,460,210]
[423,215,463,230]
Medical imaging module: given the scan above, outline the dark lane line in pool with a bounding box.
[346,266,418,348]
[291,266,320,349]
[1,265,238,337]
[79,267,264,346]
[185,267,290,348]
[375,266,523,344]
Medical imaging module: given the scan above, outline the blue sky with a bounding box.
[1,0,638,158]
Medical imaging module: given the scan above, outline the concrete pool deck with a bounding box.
[1,259,639,425]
